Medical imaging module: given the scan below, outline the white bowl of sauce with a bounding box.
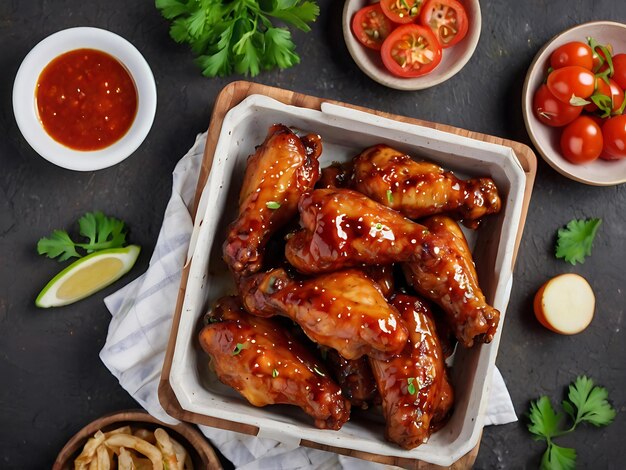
[13,27,156,171]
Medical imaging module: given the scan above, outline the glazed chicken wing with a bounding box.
[285,189,499,347]
[353,145,501,227]
[369,295,454,449]
[403,215,500,346]
[285,189,430,273]
[240,267,409,360]
[199,296,350,430]
[223,124,321,276]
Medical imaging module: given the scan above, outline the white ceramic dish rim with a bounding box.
[12,27,157,171]
[342,0,482,91]
[522,21,626,186]
[168,94,526,466]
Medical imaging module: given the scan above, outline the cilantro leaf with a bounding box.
[77,212,127,252]
[528,396,563,440]
[37,230,82,262]
[527,376,615,469]
[37,212,128,261]
[155,0,188,20]
[565,376,616,427]
[155,0,319,78]
[555,218,601,265]
[541,443,576,470]
[264,27,300,69]
[267,0,320,32]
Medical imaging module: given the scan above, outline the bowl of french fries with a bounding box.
[53,410,222,470]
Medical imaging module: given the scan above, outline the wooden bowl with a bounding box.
[522,21,626,186]
[342,0,481,90]
[53,410,223,469]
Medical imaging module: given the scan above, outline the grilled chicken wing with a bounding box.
[240,267,409,360]
[223,124,321,277]
[353,145,501,227]
[199,296,350,430]
[369,295,454,449]
[322,348,380,409]
[285,189,499,347]
[403,215,499,346]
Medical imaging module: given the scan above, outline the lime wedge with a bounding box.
[36,245,141,308]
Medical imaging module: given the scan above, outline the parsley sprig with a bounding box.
[37,212,127,262]
[528,376,616,470]
[156,0,320,77]
[555,218,601,265]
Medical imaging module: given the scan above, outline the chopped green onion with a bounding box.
[266,201,281,210]
[386,189,394,204]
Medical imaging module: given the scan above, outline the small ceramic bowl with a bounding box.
[342,0,481,90]
[13,27,157,171]
[52,410,222,469]
[522,21,626,186]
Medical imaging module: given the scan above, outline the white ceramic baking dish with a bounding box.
[167,94,526,466]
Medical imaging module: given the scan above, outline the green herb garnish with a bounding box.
[555,218,601,265]
[232,342,248,355]
[155,0,320,78]
[528,376,615,470]
[266,201,281,210]
[37,212,127,262]
[386,189,394,204]
[407,377,416,395]
[272,368,279,378]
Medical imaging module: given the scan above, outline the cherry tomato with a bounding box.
[533,84,583,127]
[418,0,468,48]
[611,54,626,91]
[547,66,595,104]
[560,116,603,164]
[352,4,394,51]
[602,115,626,159]
[584,78,624,114]
[550,42,593,70]
[380,0,424,24]
[381,24,442,78]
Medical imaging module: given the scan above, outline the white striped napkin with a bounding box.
[100,132,517,470]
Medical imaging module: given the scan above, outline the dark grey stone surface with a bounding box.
[1,1,624,468]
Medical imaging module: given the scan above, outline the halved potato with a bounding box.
[534,273,595,334]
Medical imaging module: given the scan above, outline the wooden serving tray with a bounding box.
[158,81,537,469]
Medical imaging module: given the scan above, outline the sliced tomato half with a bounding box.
[419,0,468,48]
[352,4,394,51]
[381,24,443,78]
[380,0,424,24]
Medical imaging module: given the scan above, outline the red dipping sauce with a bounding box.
[36,48,138,151]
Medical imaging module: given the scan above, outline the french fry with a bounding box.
[169,436,192,470]
[74,425,194,470]
[154,428,180,470]
[118,447,133,470]
[96,444,111,470]
[75,431,106,470]
[104,434,163,470]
